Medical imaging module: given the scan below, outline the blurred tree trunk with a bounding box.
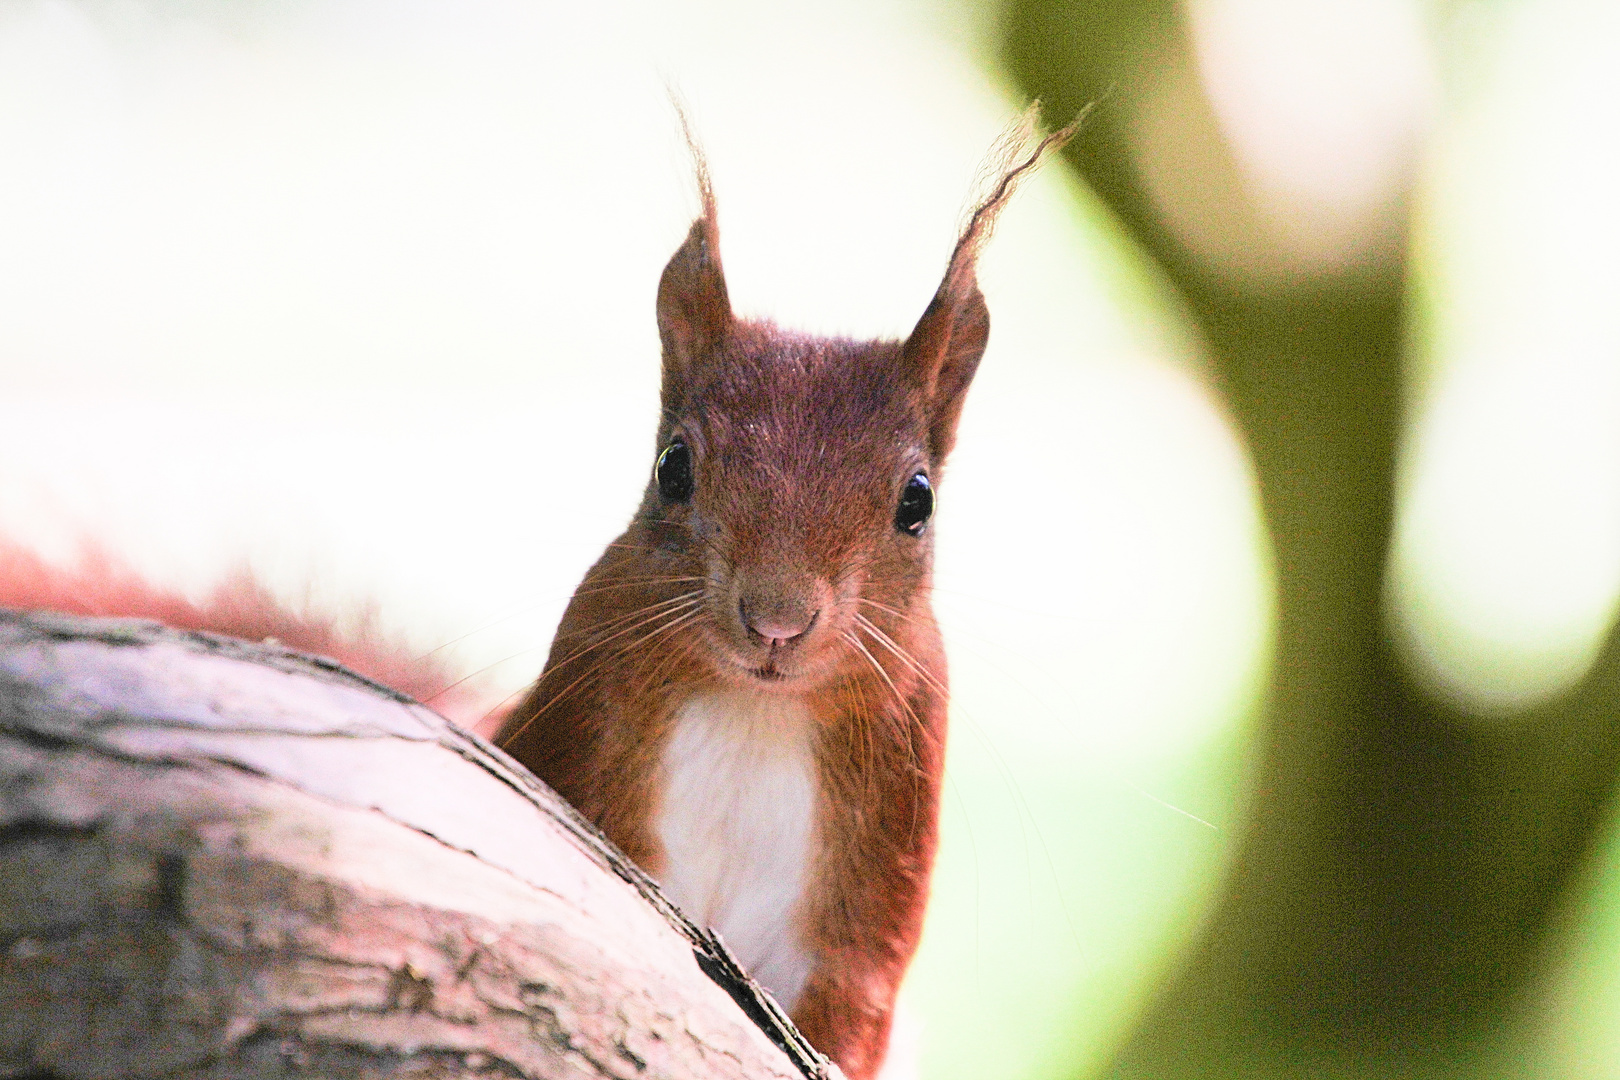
[1001,3,1620,1073]
[0,610,830,1080]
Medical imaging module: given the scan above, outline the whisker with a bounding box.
[496,616,693,747]
[857,610,1092,961]
[856,596,914,622]
[566,575,709,601]
[497,606,704,747]
[635,613,707,698]
[549,588,702,641]
[459,592,701,713]
[472,680,542,736]
[415,595,563,662]
[855,613,945,695]
[422,643,551,704]
[421,576,710,668]
[841,630,924,772]
[544,592,703,675]
[843,629,930,844]
[424,589,696,705]
[844,670,879,809]
[852,616,948,756]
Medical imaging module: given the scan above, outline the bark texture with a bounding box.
[0,609,834,1080]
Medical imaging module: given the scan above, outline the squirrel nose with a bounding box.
[740,598,819,647]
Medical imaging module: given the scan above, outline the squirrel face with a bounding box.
[640,325,942,695]
[641,155,992,699]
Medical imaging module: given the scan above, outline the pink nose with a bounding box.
[740,599,818,646]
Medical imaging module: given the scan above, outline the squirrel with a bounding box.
[492,110,1076,1079]
[0,108,1075,1080]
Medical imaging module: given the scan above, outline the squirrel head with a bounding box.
[637,110,1076,695]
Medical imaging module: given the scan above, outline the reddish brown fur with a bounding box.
[497,109,1076,1079]
[0,540,493,729]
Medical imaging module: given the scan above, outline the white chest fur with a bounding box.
[656,687,819,1011]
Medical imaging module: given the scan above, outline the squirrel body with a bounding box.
[496,321,954,1078]
[495,115,1075,1079]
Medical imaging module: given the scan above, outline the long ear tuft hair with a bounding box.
[657,97,733,406]
[672,95,719,241]
[904,103,1085,461]
[949,102,1086,291]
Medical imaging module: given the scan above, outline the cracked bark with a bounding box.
[0,609,835,1080]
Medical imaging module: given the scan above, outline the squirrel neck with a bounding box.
[655,685,820,1011]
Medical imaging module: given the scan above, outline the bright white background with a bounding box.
[0,2,1269,1076]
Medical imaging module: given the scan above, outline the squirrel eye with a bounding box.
[656,437,694,502]
[894,472,934,536]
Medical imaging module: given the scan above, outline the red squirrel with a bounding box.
[0,109,1074,1080]
[493,112,1076,1079]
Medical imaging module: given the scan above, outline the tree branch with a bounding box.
[0,609,836,1080]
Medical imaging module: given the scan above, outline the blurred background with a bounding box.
[0,0,1617,1077]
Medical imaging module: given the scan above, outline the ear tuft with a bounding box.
[656,102,732,402]
[903,103,1085,461]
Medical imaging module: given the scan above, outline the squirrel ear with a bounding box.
[903,104,1082,462]
[656,209,731,389]
[902,268,989,463]
[657,110,731,398]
